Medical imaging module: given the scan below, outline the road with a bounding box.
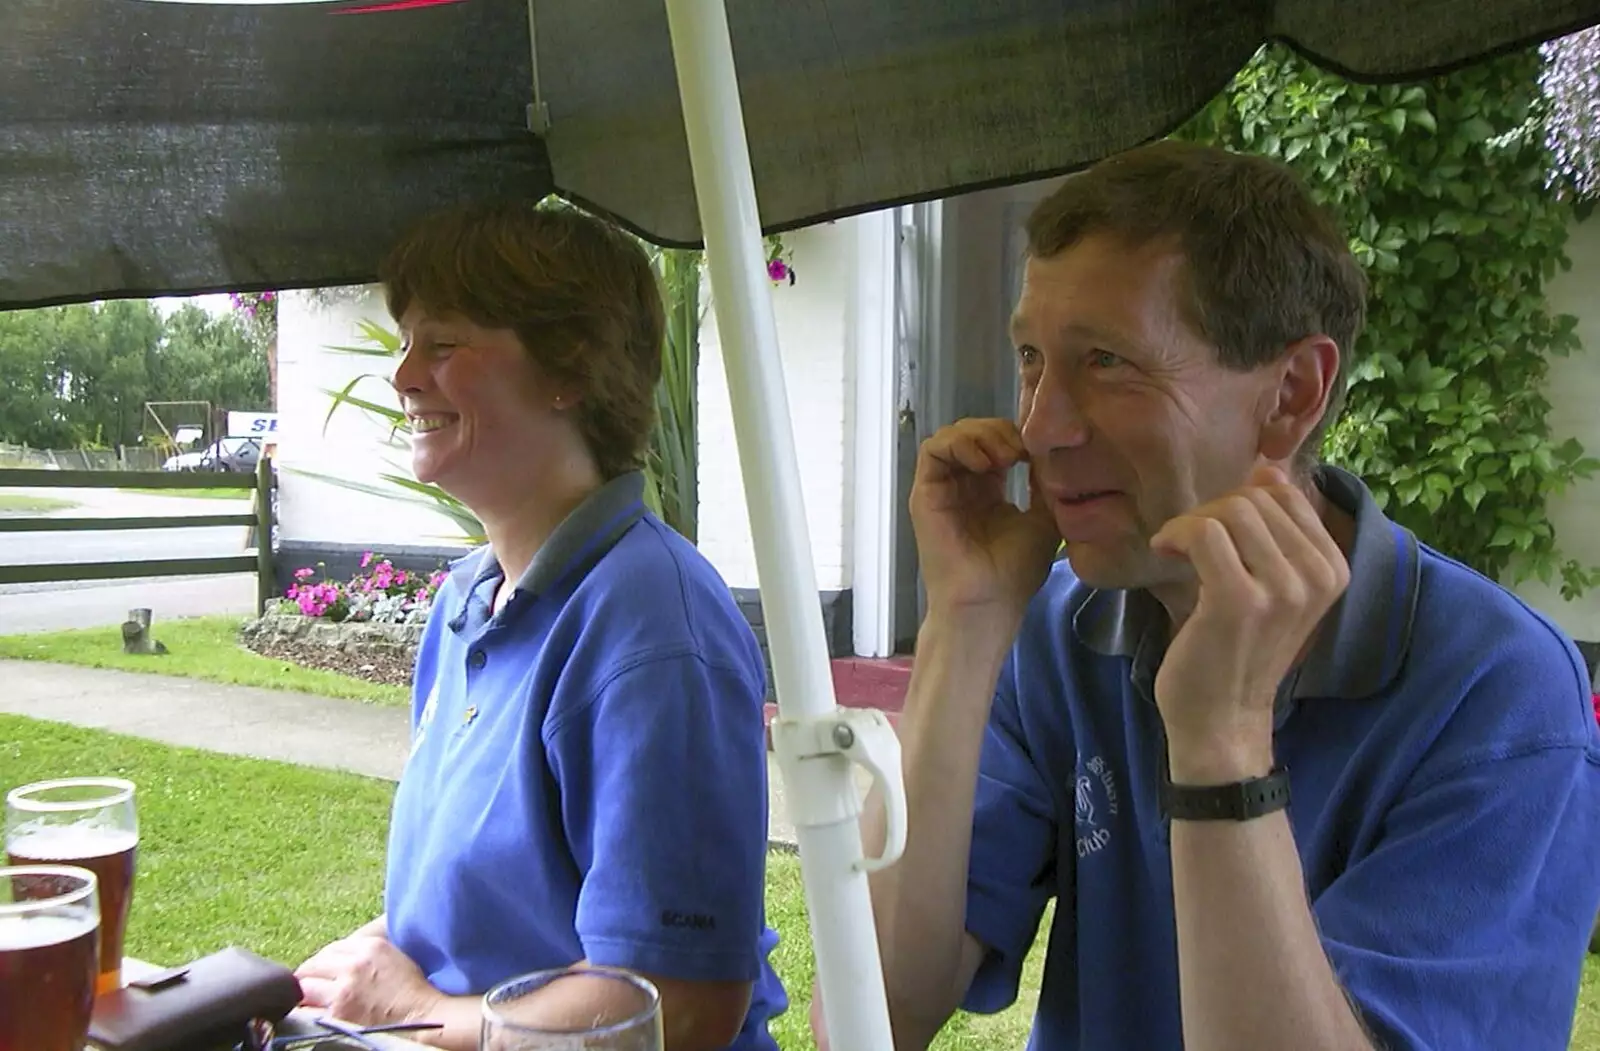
[0,486,260,634]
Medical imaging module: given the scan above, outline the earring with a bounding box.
[552,396,564,409]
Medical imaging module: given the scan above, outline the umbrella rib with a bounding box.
[815,0,871,176]
[526,0,551,134]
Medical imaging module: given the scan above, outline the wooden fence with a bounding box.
[0,457,277,613]
[0,443,165,472]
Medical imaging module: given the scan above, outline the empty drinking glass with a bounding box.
[480,967,662,1051]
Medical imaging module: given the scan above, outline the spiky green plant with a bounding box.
[308,241,707,542]
[649,247,702,541]
[293,318,487,542]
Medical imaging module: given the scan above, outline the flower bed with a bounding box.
[282,552,446,624]
[240,553,448,687]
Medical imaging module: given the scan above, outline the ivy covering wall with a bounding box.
[1178,44,1598,598]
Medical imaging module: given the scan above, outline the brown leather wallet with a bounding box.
[88,946,303,1051]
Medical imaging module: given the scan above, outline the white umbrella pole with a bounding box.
[659,2,906,1049]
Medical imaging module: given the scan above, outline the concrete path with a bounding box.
[0,660,410,780]
[0,659,823,846]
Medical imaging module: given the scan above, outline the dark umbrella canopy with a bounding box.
[2,0,1598,310]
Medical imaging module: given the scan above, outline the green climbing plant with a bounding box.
[1177,43,1599,598]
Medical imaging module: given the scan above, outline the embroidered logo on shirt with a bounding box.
[661,910,717,931]
[1074,754,1121,858]
[462,704,479,728]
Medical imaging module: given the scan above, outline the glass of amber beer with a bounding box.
[0,864,100,1051]
[6,777,138,994]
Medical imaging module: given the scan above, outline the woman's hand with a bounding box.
[294,935,443,1028]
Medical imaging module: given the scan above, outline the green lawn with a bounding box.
[0,492,78,513]
[1580,958,1600,1051]
[0,616,408,706]
[1,713,1595,1049]
[767,855,1048,1051]
[0,714,391,965]
[0,715,1041,1049]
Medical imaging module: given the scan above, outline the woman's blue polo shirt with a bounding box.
[385,472,785,1050]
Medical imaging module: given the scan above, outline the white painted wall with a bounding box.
[275,288,474,547]
[1512,215,1600,643]
[696,221,856,591]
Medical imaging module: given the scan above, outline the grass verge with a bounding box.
[0,493,79,513]
[117,487,252,500]
[0,615,408,706]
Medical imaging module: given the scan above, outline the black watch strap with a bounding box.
[1161,767,1290,822]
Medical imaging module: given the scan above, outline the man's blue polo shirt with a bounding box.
[384,472,785,1050]
[963,465,1600,1050]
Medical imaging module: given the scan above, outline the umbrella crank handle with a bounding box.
[774,707,907,872]
[830,709,907,872]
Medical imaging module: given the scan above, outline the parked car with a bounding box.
[162,436,262,473]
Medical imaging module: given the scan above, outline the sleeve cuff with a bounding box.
[581,934,760,984]
[960,886,1038,1014]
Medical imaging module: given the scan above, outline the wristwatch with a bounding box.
[1160,767,1291,822]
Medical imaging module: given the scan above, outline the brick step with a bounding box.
[762,656,911,750]
[829,655,913,711]
[763,703,902,750]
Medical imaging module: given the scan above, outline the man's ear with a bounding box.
[1258,335,1340,463]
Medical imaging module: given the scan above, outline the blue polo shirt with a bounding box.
[963,465,1600,1050]
[384,472,785,1050]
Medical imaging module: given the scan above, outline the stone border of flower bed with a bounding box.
[241,608,427,653]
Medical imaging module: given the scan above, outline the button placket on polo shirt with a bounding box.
[454,603,502,737]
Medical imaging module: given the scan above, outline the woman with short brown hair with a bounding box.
[294,200,785,1051]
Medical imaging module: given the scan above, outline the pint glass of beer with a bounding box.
[0,864,99,1051]
[6,777,137,994]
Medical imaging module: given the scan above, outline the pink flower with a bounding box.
[767,258,789,282]
[361,551,375,569]
[294,567,315,580]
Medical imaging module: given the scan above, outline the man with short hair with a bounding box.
[827,141,1600,1050]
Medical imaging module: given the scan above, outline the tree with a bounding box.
[0,305,81,447]
[158,304,270,415]
[0,299,268,449]
[57,299,164,447]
